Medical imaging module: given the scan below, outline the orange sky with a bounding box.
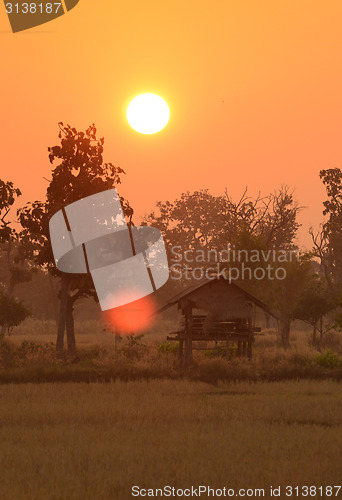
[1,1,342,249]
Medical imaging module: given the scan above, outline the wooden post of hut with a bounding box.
[178,340,184,365]
[184,303,193,366]
[247,317,253,360]
[226,339,230,361]
[242,341,247,357]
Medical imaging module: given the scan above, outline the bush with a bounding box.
[0,292,30,337]
[121,334,147,360]
[315,349,342,368]
[204,344,237,359]
[0,340,16,368]
[158,341,179,355]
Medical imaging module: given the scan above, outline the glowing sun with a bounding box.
[127,93,170,134]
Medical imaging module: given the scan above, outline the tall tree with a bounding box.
[0,180,31,339]
[145,189,226,254]
[19,123,133,358]
[294,273,335,346]
[147,186,300,285]
[270,256,318,348]
[147,186,300,254]
[309,167,342,333]
[312,168,342,292]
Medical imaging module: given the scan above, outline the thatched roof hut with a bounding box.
[160,277,278,365]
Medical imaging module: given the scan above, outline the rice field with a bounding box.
[0,380,341,500]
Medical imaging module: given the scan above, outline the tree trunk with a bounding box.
[1,241,14,338]
[264,311,270,329]
[56,274,69,358]
[48,273,59,328]
[312,322,318,346]
[66,298,77,358]
[280,317,291,349]
[318,315,324,349]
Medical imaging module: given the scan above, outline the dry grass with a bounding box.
[0,380,341,500]
[10,317,177,346]
[1,321,342,384]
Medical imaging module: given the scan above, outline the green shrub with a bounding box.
[121,334,147,360]
[315,349,342,368]
[158,341,179,354]
[204,344,237,359]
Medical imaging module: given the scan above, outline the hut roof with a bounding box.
[158,277,280,320]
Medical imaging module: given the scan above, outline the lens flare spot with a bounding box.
[104,294,157,333]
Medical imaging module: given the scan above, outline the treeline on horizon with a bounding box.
[1,123,342,356]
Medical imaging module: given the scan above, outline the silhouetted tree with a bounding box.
[19,123,133,358]
[294,274,335,346]
[145,189,226,254]
[0,292,30,339]
[147,186,300,261]
[311,168,342,293]
[264,255,314,348]
[0,179,31,338]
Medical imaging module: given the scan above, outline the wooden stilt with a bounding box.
[178,340,184,365]
[237,341,242,357]
[226,339,230,361]
[247,317,253,360]
[184,304,193,367]
[247,339,252,359]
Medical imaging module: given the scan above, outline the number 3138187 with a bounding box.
[5,3,62,14]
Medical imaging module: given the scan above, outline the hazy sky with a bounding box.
[1,1,342,248]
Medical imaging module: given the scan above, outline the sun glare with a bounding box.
[104,294,157,333]
[127,93,170,134]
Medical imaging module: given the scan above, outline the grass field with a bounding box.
[1,321,342,498]
[0,380,341,500]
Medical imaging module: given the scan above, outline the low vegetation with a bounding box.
[1,320,342,384]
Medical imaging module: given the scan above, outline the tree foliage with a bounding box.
[0,179,32,339]
[0,180,21,243]
[147,186,300,255]
[19,123,132,271]
[313,168,342,291]
[0,292,30,338]
[294,274,335,345]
